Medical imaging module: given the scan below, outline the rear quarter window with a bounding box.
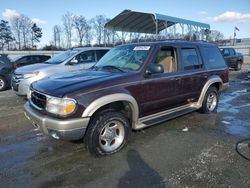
[203,46,227,69]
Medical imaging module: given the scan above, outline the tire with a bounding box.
[84,110,131,156]
[0,76,7,91]
[199,87,219,114]
[235,62,242,71]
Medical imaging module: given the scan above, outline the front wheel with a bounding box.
[84,110,131,156]
[0,76,7,91]
[199,87,219,114]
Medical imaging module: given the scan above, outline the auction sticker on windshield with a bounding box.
[133,46,150,50]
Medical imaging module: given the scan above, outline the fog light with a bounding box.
[48,130,60,139]
[51,132,59,139]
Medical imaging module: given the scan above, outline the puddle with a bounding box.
[222,117,250,137]
[0,130,45,170]
[218,88,250,137]
[218,89,250,113]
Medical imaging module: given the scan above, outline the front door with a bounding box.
[140,46,183,117]
[71,50,97,71]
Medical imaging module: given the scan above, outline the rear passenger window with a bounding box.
[181,48,202,70]
[203,47,226,69]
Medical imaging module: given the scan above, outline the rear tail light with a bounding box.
[12,63,17,70]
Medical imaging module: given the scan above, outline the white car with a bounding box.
[12,47,110,97]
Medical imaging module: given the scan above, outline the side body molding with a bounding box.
[82,93,139,129]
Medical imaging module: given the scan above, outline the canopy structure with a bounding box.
[105,9,210,36]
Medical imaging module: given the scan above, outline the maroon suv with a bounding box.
[24,41,229,156]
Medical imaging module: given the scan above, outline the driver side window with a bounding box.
[156,47,177,73]
[76,51,95,64]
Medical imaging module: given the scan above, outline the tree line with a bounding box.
[0,12,225,51]
[0,15,42,50]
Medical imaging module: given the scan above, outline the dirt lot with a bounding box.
[1,65,250,188]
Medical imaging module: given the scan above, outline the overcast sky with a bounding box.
[1,0,250,46]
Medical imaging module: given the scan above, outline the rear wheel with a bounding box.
[199,87,219,114]
[84,110,131,156]
[0,76,7,91]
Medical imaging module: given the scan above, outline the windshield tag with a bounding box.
[133,46,150,51]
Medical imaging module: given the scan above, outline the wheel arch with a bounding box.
[196,75,223,108]
[82,93,139,129]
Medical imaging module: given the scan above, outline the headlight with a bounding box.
[46,97,77,116]
[23,71,39,79]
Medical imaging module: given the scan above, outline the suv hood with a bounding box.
[31,70,122,97]
[15,63,53,73]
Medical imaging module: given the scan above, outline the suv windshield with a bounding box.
[45,50,79,64]
[95,45,151,72]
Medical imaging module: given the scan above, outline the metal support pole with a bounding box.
[165,22,168,39]
[201,28,204,40]
[104,28,106,47]
[112,31,115,46]
[180,23,184,38]
[152,15,158,40]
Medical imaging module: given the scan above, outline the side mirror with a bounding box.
[145,64,164,75]
[68,58,78,65]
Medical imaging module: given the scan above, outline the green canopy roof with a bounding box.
[105,10,210,34]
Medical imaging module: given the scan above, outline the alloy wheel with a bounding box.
[99,120,125,152]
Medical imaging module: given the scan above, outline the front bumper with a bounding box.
[12,78,31,96]
[24,102,90,140]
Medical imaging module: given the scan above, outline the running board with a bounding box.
[135,103,198,130]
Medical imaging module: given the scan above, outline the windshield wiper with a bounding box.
[100,65,125,72]
[90,65,99,71]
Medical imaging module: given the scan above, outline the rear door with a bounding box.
[178,45,207,104]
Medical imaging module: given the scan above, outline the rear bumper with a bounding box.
[24,102,90,140]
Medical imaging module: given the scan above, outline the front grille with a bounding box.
[31,91,47,110]
[12,73,23,84]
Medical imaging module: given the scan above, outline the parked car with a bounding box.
[12,55,51,69]
[0,54,13,91]
[24,41,229,156]
[220,47,244,70]
[12,47,110,96]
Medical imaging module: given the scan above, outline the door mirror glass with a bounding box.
[145,64,164,75]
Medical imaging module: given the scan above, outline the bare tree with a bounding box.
[53,25,62,48]
[92,15,106,45]
[84,21,92,46]
[208,30,224,42]
[20,15,33,49]
[62,12,73,48]
[72,15,88,46]
[11,16,22,50]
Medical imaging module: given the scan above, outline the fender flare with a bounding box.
[82,93,139,129]
[196,75,223,108]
